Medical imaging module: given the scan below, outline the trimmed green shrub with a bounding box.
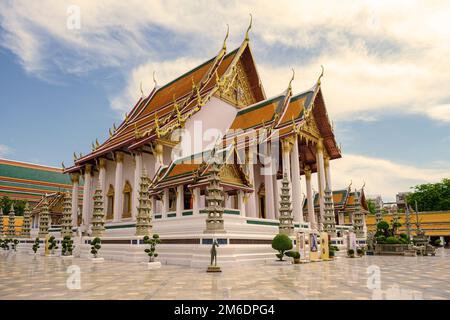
[285,250,300,259]
[61,236,74,256]
[143,234,161,262]
[385,236,401,244]
[48,236,58,254]
[434,239,442,246]
[377,221,389,232]
[347,249,355,257]
[32,238,40,253]
[90,237,101,258]
[375,235,386,244]
[329,249,335,257]
[356,248,364,256]
[271,234,293,261]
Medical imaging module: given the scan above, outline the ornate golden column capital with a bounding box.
[115,151,124,163]
[316,138,324,153]
[85,164,93,174]
[98,158,107,170]
[304,165,312,179]
[324,156,330,168]
[282,138,293,154]
[70,173,80,184]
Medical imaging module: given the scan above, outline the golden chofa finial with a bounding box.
[61,161,65,170]
[362,181,366,190]
[140,81,144,97]
[153,71,158,88]
[125,112,129,123]
[109,127,113,137]
[245,14,253,41]
[288,68,295,91]
[73,152,77,161]
[317,65,324,85]
[222,24,229,51]
[95,139,100,148]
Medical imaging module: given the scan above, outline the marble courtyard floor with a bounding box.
[1,250,450,300]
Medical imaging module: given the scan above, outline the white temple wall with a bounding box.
[178,96,237,159]
[142,153,155,177]
[104,160,116,196]
[122,154,135,220]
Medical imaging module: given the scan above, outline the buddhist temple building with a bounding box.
[0,158,79,206]
[56,25,347,265]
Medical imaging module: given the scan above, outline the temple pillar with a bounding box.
[305,166,316,230]
[162,188,169,216]
[192,187,201,215]
[176,185,183,217]
[316,139,326,231]
[238,190,246,217]
[282,138,292,181]
[133,152,143,220]
[290,135,303,223]
[264,158,276,220]
[70,173,80,226]
[81,164,92,226]
[324,156,332,190]
[113,151,124,222]
[154,143,163,173]
[245,150,257,218]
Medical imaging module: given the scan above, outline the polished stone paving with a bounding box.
[1,250,450,299]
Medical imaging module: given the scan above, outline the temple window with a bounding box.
[169,188,176,211]
[106,184,114,220]
[183,185,192,210]
[122,180,132,218]
[258,183,266,219]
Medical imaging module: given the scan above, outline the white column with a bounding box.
[291,135,303,223]
[282,139,292,181]
[264,168,275,220]
[162,188,169,216]
[113,152,124,222]
[176,185,184,217]
[154,143,163,173]
[245,150,257,218]
[324,156,332,190]
[238,190,246,217]
[305,166,316,230]
[133,152,142,220]
[273,175,279,218]
[70,173,80,226]
[316,139,326,230]
[192,187,201,215]
[81,164,92,226]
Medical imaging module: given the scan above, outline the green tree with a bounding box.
[0,196,27,216]
[271,234,293,261]
[367,199,376,215]
[407,178,450,212]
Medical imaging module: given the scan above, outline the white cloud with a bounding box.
[0,144,14,158]
[330,153,450,202]
[1,0,450,121]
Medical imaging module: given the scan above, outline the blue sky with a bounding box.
[0,1,449,201]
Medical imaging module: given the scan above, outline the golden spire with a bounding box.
[95,139,100,148]
[222,24,229,51]
[348,179,353,190]
[288,68,295,92]
[153,71,158,88]
[245,14,253,41]
[317,65,324,85]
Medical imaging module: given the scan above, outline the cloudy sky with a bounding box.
[0,0,449,201]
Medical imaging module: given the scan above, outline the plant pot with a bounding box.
[90,257,104,263]
[293,258,301,264]
[147,261,161,269]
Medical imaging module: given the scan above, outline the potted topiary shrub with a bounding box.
[434,239,442,247]
[31,237,40,255]
[90,237,104,263]
[285,250,301,264]
[271,234,293,263]
[47,236,58,256]
[143,234,161,269]
[61,236,75,259]
[329,249,335,259]
[356,247,365,257]
[11,239,19,252]
[347,249,355,258]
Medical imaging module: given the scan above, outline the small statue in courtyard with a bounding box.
[207,238,221,273]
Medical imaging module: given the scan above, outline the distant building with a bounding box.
[367,194,383,212]
[0,158,82,207]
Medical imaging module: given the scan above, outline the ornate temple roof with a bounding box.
[303,187,368,212]
[150,145,251,193]
[0,158,79,204]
